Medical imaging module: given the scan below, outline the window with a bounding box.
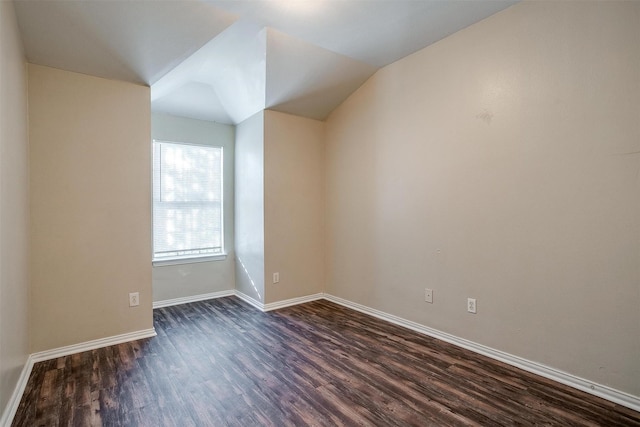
[152,140,224,264]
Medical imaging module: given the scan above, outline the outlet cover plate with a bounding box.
[425,288,433,303]
[467,298,477,314]
[129,292,140,307]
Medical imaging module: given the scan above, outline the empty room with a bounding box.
[1,0,639,425]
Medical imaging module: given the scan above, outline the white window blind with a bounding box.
[152,141,223,262]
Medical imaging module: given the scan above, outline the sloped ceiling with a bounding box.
[13,0,517,125]
[152,23,378,124]
[265,29,378,121]
[14,0,237,85]
[152,21,269,124]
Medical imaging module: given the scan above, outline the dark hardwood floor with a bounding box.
[12,296,640,426]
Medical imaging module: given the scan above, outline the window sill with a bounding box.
[152,253,227,267]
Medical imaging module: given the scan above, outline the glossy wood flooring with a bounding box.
[13,297,640,426]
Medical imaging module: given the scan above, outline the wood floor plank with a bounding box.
[11,296,640,426]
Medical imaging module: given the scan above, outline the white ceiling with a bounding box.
[14,0,516,125]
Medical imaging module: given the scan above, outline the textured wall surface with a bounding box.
[0,0,29,416]
[234,111,265,302]
[264,110,325,304]
[325,1,640,396]
[29,65,153,352]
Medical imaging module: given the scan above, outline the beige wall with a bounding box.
[264,110,325,304]
[234,111,265,302]
[151,113,235,302]
[234,110,325,305]
[325,1,640,396]
[0,0,30,416]
[29,64,152,352]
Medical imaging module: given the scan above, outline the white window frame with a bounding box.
[152,139,226,266]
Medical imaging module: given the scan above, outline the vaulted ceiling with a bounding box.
[13,0,516,124]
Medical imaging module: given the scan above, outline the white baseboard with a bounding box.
[0,355,34,427]
[323,293,640,413]
[1,328,157,427]
[153,289,264,311]
[234,290,264,311]
[263,293,324,312]
[233,291,324,312]
[31,328,157,363]
[153,290,235,309]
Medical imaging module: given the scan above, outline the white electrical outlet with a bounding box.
[424,288,433,303]
[273,272,280,284]
[129,292,140,307]
[467,298,477,314]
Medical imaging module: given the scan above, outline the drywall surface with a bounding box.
[29,64,152,352]
[234,111,265,302]
[264,110,325,303]
[325,1,640,396]
[151,113,236,302]
[0,0,29,416]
